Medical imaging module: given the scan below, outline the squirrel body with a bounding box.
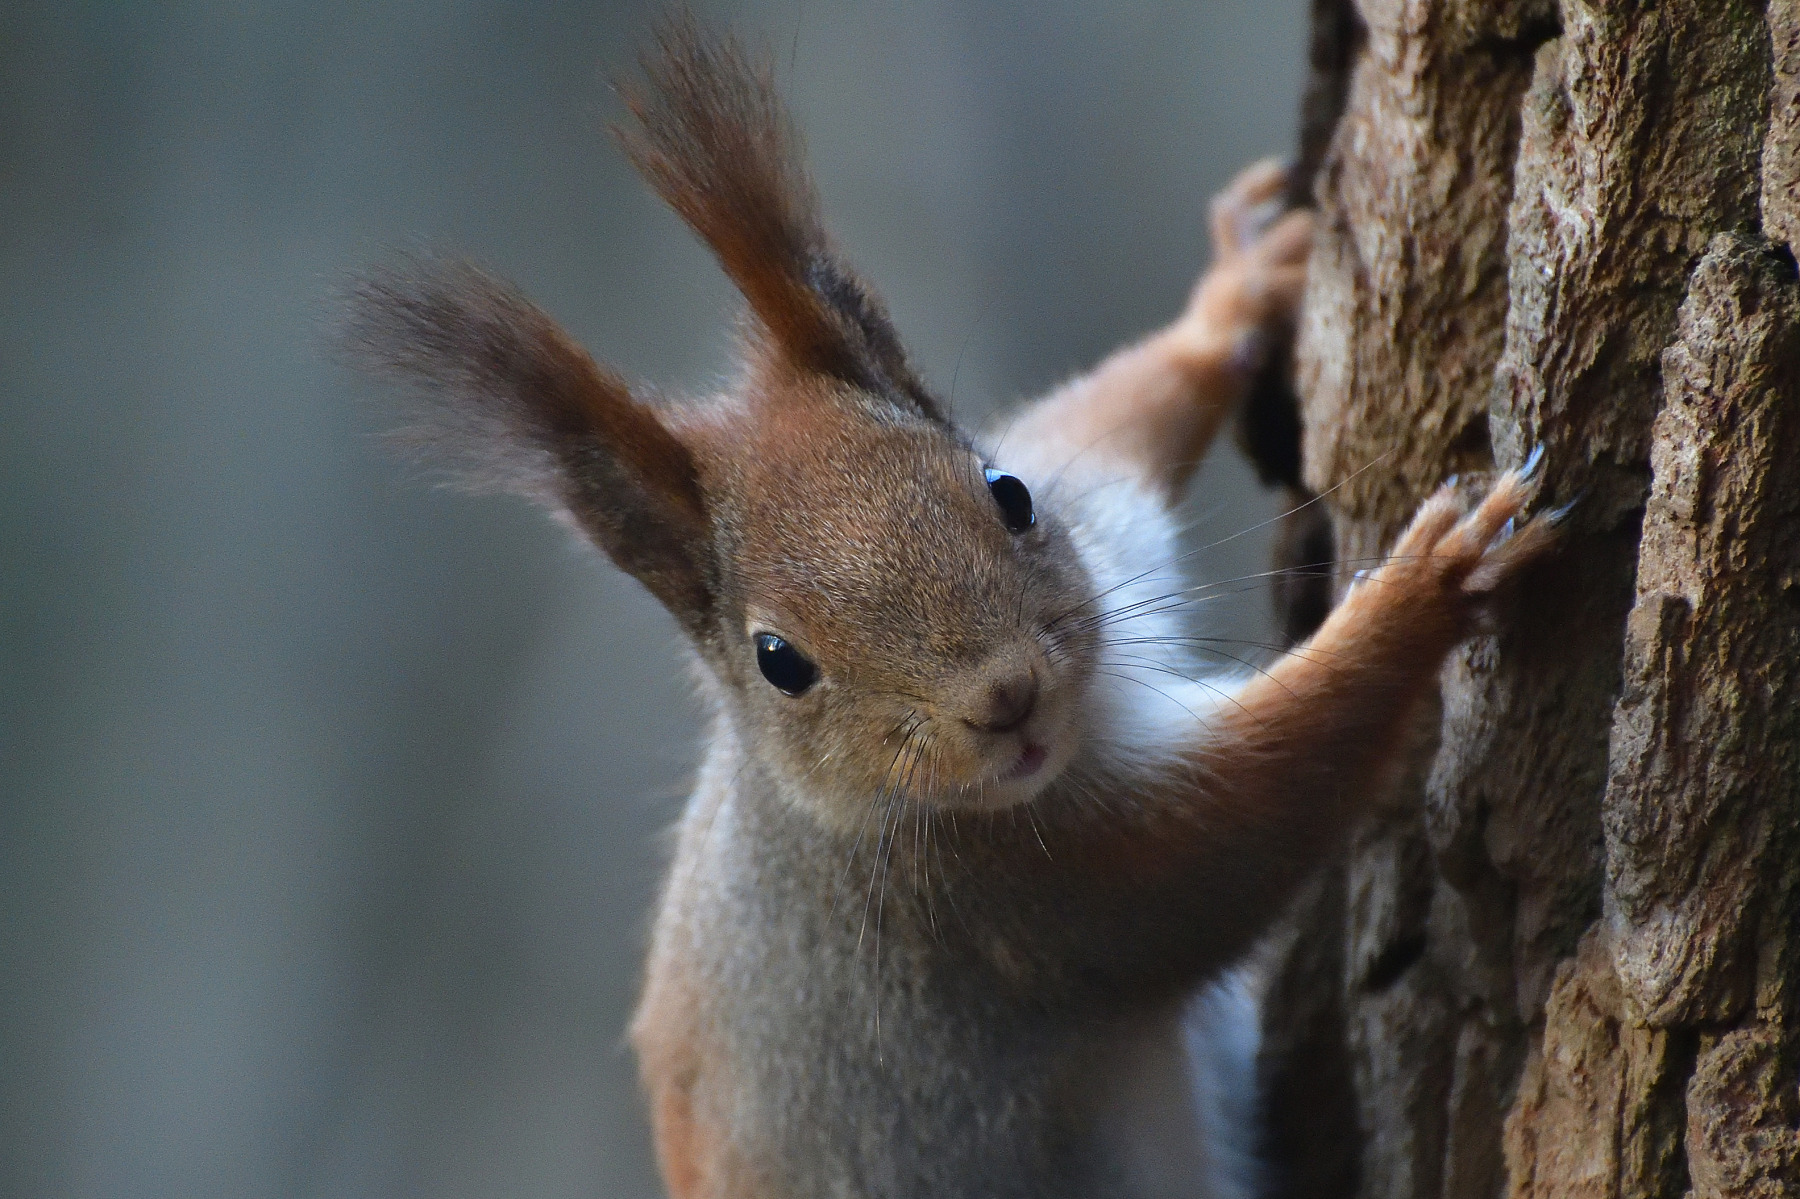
[345,22,1557,1199]
[635,432,1252,1198]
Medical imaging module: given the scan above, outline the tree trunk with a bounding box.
[1256,1,1800,1196]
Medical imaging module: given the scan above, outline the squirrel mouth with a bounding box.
[1001,743,1049,781]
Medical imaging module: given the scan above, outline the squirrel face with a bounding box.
[686,381,1100,825]
[342,21,1109,829]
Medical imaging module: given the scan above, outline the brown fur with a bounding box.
[635,929,758,1199]
[1007,158,1312,503]
[341,259,713,625]
[344,22,1556,1198]
[615,15,938,417]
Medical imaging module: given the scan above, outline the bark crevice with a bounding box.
[1257,2,1800,1196]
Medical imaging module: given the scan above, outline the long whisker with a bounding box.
[1092,627,1306,681]
[1094,666,1263,734]
[857,718,928,949]
[1041,463,1377,629]
[828,713,921,926]
[856,721,923,949]
[1022,799,1052,860]
[1057,770,1126,821]
[1103,635,1346,680]
[1104,633,1347,660]
[1193,449,1394,555]
[1058,557,1389,634]
[1062,565,1383,638]
[1039,450,1398,634]
[871,722,933,1062]
[1101,650,1298,703]
[858,717,926,1061]
[864,789,900,1060]
[1101,639,1292,690]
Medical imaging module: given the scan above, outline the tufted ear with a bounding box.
[342,258,712,626]
[614,15,941,420]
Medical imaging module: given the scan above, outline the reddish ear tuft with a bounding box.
[614,15,941,421]
[341,257,713,624]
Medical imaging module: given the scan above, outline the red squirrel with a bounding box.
[345,20,1558,1199]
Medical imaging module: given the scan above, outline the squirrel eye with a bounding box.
[984,469,1035,533]
[755,633,818,696]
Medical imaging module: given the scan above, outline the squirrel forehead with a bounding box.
[717,406,1022,643]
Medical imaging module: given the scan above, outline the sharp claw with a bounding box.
[1546,490,1586,526]
[1444,473,1460,489]
[1498,516,1517,543]
[1239,196,1287,245]
[1519,444,1546,482]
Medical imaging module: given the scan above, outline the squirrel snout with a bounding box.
[962,669,1040,734]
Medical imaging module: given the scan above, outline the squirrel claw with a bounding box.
[1545,491,1585,527]
[1519,443,1546,483]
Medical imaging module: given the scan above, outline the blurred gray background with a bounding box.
[1,3,1305,1196]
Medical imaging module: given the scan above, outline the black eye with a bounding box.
[984,469,1035,533]
[755,633,818,696]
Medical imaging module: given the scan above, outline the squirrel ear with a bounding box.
[615,16,941,421]
[343,258,712,625]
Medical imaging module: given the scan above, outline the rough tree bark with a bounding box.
[1255,1,1800,1196]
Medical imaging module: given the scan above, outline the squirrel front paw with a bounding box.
[1175,158,1314,367]
[1357,449,1567,629]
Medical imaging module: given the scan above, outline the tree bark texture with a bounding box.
[1261,1,1800,1196]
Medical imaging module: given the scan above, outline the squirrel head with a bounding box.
[343,18,1100,825]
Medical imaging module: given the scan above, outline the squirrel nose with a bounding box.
[965,670,1039,734]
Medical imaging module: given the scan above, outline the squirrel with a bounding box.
[343,19,1561,1199]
